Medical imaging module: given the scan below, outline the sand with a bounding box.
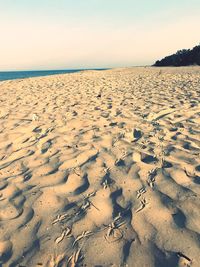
[0,66,200,267]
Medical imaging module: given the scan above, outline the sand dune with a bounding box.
[0,67,200,266]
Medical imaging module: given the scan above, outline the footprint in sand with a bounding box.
[0,240,12,263]
[66,172,89,195]
[41,140,52,154]
[0,202,21,220]
[59,149,98,170]
[48,171,89,196]
[124,128,143,143]
[141,152,158,164]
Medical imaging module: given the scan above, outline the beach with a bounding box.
[0,66,200,266]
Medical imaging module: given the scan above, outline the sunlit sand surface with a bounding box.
[0,67,200,266]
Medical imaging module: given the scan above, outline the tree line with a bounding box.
[153,44,200,66]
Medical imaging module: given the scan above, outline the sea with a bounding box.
[0,69,106,82]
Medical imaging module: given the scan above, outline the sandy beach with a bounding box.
[0,67,200,266]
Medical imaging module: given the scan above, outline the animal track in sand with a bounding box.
[102,213,126,242]
[55,227,71,244]
[73,230,93,247]
[136,187,146,198]
[52,213,70,225]
[68,248,83,267]
[135,198,148,213]
[147,168,158,188]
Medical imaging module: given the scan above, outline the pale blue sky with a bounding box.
[0,0,200,70]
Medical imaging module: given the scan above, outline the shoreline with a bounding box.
[1,65,200,83]
[0,68,109,82]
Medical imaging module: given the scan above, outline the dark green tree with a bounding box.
[153,44,200,66]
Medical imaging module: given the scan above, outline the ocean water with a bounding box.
[0,69,106,82]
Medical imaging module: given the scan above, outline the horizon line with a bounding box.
[0,65,151,72]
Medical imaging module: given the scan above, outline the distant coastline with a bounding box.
[0,68,108,82]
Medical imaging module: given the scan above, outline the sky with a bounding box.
[0,0,200,71]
